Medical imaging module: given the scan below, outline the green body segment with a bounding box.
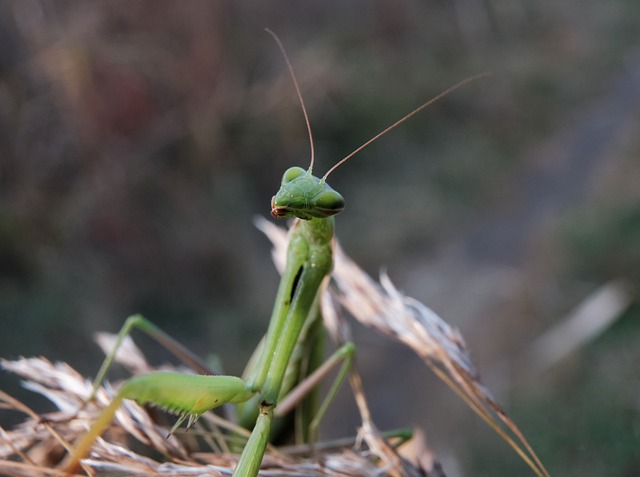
[263,217,333,405]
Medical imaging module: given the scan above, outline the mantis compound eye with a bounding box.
[311,188,345,218]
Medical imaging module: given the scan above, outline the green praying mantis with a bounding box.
[65,31,490,477]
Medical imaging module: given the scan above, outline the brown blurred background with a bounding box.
[1,1,639,476]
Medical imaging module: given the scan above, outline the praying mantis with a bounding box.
[64,31,489,477]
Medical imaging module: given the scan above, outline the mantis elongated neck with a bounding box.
[298,216,335,249]
[248,216,335,404]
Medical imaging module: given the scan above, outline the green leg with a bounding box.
[88,314,215,402]
[232,404,273,477]
[276,342,356,444]
[307,342,355,444]
[67,314,234,472]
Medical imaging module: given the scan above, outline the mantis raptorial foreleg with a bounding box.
[66,30,485,477]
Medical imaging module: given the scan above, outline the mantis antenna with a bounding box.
[323,71,492,179]
[265,28,316,172]
[266,29,491,181]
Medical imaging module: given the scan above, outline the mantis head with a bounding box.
[271,166,345,220]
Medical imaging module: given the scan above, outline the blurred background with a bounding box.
[1,1,639,475]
